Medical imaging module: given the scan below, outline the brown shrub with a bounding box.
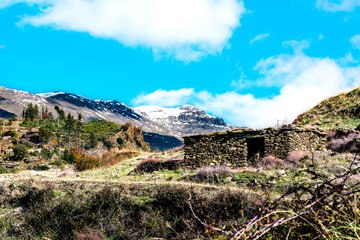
[136,157,182,173]
[74,155,102,171]
[75,151,139,171]
[287,151,308,165]
[196,166,232,178]
[258,156,291,169]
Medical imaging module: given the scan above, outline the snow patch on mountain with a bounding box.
[37,92,66,98]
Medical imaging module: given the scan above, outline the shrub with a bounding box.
[69,152,76,164]
[4,130,16,138]
[116,137,124,148]
[326,130,360,153]
[101,138,113,150]
[120,124,129,131]
[258,156,290,169]
[136,158,181,173]
[40,149,52,160]
[287,151,308,165]
[74,155,102,171]
[39,127,53,143]
[13,145,27,160]
[28,165,50,171]
[51,159,63,168]
[62,149,70,162]
[196,166,232,178]
[24,142,34,149]
[0,166,18,174]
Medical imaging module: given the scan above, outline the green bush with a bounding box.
[40,149,52,160]
[51,159,63,168]
[62,149,70,162]
[116,137,124,148]
[24,142,34,149]
[28,165,50,171]
[4,130,16,138]
[13,145,27,160]
[120,124,129,131]
[0,166,18,174]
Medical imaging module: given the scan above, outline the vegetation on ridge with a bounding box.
[294,87,360,129]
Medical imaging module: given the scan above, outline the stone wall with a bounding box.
[183,125,326,168]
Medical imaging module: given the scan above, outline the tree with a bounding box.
[11,113,17,121]
[76,112,83,148]
[39,127,53,143]
[54,106,65,120]
[89,131,98,149]
[24,103,39,120]
[64,113,76,149]
[69,152,76,163]
[62,149,70,162]
[13,145,27,160]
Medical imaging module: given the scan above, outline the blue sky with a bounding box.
[1,0,360,127]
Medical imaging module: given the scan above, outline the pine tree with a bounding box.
[89,131,98,149]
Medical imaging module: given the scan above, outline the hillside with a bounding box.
[294,87,360,129]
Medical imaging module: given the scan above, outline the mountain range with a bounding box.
[0,86,233,150]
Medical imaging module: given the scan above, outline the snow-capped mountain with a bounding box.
[0,86,234,140]
[135,105,232,137]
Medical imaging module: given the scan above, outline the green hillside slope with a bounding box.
[294,87,360,129]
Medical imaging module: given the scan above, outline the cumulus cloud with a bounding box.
[250,33,270,44]
[133,46,360,128]
[316,0,360,12]
[132,88,195,107]
[3,0,245,62]
[351,34,360,49]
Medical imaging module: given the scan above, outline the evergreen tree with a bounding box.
[64,113,75,149]
[89,131,98,149]
[62,149,70,162]
[54,106,65,120]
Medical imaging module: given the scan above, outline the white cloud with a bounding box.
[133,46,360,128]
[250,33,270,44]
[316,0,360,12]
[4,0,245,62]
[132,88,195,107]
[351,34,360,49]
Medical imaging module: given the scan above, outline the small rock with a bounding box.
[275,170,286,175]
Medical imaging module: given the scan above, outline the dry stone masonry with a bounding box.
[183,125,327,168]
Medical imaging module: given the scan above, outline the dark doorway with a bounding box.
[247,137,265,164]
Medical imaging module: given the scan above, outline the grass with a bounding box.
[1,150,360,239]
[295,87,360,129]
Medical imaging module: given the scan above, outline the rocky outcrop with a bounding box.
[109,124,150,152]
[0,136,13,154]
[20,128,41,144]
[184,125,327,168]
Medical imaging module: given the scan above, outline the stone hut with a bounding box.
[183,125,327,168]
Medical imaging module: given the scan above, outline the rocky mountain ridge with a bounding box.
[0,86,233,141]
